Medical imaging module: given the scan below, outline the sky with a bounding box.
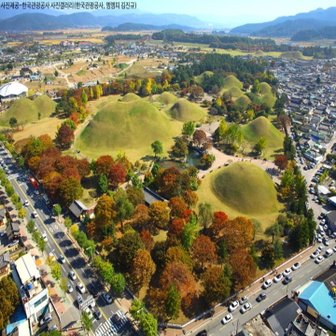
[136,0,336,27]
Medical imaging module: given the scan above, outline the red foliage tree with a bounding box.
[274,154,288,171]
[55,123,74,150]
[96,155,114,176]
[191,235,217,268]
[210,211,229,238]
[140,230,154,251]
[193,129,207,147]
[109,162,127,188]
[169,196,188,219]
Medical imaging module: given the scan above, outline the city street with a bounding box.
[0,145,125,334]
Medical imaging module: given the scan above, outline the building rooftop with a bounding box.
[14,253,40,285]
[0,81,28,97]
[299,280,336,326]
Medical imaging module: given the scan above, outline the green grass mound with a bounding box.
[281,51,305,60]
[0,95,55,126]
[258,82,272,95]
[223,75,243,90]
[78,99,180,151]
[242,116,284,148]
[195,71,214,84]
[168,98,206,122]
[157,92,178,105]
[234,95,251,109]
[212,162,280,215]
[258,82,276,108]
[255,50,265,56]
[121,93,142,102]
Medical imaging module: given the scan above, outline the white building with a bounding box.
[0,82,28,101]
[12,253,49,329]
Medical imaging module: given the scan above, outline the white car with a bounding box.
[32,210,38,218]
[310,251,319,259]
[273,274,283,283]
[24,200,29,207]
[240,302,252,314]
[283,268,292,277]
[222,313,233,325]
[42,232,48,242]
[69,271,76,281]
[77,282,86,294]
[291,262,301,271]
[262,279,272,289]
[228,300,239,312]
[333,246,336,253]
[84,307,93,319]
[239,296,248,305]
[67,284,73,293]
[315,256,325,264]
[102,292,112,304]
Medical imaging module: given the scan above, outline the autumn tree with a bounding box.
[94,195,115,230]
[132,204,150,231]
[126,186,144,207]
[209,211,228,238]
[160,261,197,300]
[0,276,19,330]
[149,201,170,230]
[165,246,193,269]
[131,249,156,293]
[55,123,74,150]
[58,177,83,206]
[109,162,127,188]
[193,129,207,147]
[95,155,114,176]
[274,154,288,171]
[202,265,231,304]
[192,235,217,268]
[169,196,188,219]
[140,230,154,251]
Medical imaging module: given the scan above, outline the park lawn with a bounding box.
[125,58,169,78]
[197,163,282,236]
[12,117,63,142]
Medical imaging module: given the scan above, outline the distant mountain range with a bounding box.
[102,22,196,32]
[231,7,336,40]
[0,11,204,31]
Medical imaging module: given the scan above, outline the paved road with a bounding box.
[193,242,336,336]
[0,146,125,333]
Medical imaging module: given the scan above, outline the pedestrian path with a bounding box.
[95,319,118,336]
[95,310,129,336]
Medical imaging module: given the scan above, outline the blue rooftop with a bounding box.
[299,280,336,325]
[6,304,27,334]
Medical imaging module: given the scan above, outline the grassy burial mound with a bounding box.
[156,92,178,105]
[220,75,244,98]
[211,162,280,215]
[168,98,207,122]
[120,93,142,102]
[0,95,56,126]
[76,99,182,160]
[258,82,276,108]
[280,51,305,60]
[194,71,214,85]
[242,116,284,156]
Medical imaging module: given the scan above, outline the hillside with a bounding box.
[168,98,207,122]
[0,95,55,126]
[76,98,182,160]
[220,75,244,97]
[156,92,178,105]
[231,6,336,37]
[211,162,280,215]
[258,82,276,108]
[242,116,284,156]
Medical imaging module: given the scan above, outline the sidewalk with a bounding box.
[163,243,318,336]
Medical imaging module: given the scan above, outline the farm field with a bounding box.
[198,162,282,236]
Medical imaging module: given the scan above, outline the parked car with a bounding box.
[262,279,272,289]
[24,200,29,207]
[31,210,38,218]
[77,295,83,305]
[273,274,283,283]
[283,276,292,285]
[58,255,65,264]
[283,268,292,277]
[315,256,325,264]
[94,310,102,320]
[291,262,301,271]
[240,302,252,314]
[222,313,233,325]
[324,249,333,258]
[228,300,239,312]
[102,292,112,304]
[84,307,93,319]
[67,284,73,293]
[196,331,207,336]
[256,293,267,302]
[39,313,52,326]
[69,270,76,281]
[77,282,85,294]
[239,296,248,305]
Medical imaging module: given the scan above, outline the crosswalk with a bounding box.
[95,311,129,336]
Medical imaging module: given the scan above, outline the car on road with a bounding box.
[283,268,292,277]
[196,330,207,336]
[317,246,324,252]
[239,296,248,305]
[315,256,325,264]
[256,293,267,302]
[323,238,330,246]
[228,300,239,312]
[23,200,29,207]
[48,252,56,261]
[77,295,83,305]
[94,310,102,320]
[77,282,85,294]
[39,313,52,326]
[42,232,48,242]
[222,313,233,325]
[324,248,333,258]
[58,255,65,264]
[291,262,301,271]
[333,246,336,253]
[283,276,292,285]
[31,210,38,218]
[273,274,283,283]
[102,292,113,304]
[240,302,252,314]
[84,307,93,319]
[69,271,76,281]
[262,279,272,289]
[67,284,73,293]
